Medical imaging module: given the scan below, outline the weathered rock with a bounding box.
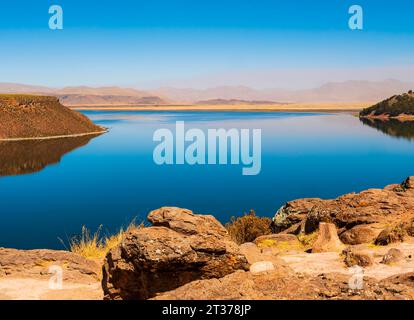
[343,248,374,267]
[0,248,100,282]
[250,261,275,274]
[375,226,406,246]
[384,272,414,289]
[339,224,382,245]
[273,177,414,245]
[238,241,290,271]
[102,207,249,300]
[382,248,405,265]
[153,269,414,300]
[404,218,414,237]
[147,207,228,237]
[272,198,323,233]
[0,248,102,300]
[312,223,345,253]
[239,242,262,264]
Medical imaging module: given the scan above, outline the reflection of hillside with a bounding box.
[360,117,414,141]
[0,134,101,177]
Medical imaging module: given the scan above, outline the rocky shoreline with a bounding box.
[2,177,414,300]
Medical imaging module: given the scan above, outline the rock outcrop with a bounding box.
[0,95,104,139]
[102,207,249,300]
[360,91,414,119]
[153,269,414,300]
[312,223,345,253]
[0,248,102,299]
[0,248,101,281]
[381,248,405,265]
[273,177,414,246]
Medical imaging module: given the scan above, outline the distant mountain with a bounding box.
[54,86,150,97]
[156,80,414,103]
[0,80,413,105]
[0,83,54,95]
[360,91,414,118]
[154,86,265,103]
[290,79,414,103]
[59,94,165,106]
[0,83,166,106]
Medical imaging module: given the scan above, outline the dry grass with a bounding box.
[68,221,142,259]
[256,239,304,252]
[225,210,272,245]
[297,231,319,250]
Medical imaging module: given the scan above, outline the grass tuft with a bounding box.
[67,220,142,259]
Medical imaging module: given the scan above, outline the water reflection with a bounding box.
[360,117,414,141]
[0,134,101,177]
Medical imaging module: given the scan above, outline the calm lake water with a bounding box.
[1,111,414,249]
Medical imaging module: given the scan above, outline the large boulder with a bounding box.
[339,224,382,245]
[375,225,406,246]
[102,207,249,300]
[273,177,414,245]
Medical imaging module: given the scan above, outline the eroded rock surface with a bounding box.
[273,177,414,245]
[0,248,102,300]
[102,207,249,300]
[312,223,345,253]
[153,269,414,300]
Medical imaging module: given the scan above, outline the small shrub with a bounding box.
[225,210,272,245]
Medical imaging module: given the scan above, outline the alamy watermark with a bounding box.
[153,121,262,176]
[48,265,63,290]
[348,265,364,290]
[47,4,363,32]
[49,5,63,30]
[349,4,363,30]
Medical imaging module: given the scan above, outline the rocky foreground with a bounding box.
[0,95,105,140]
[3,177,414,300]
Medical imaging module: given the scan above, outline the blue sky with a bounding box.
[0,0,413,88]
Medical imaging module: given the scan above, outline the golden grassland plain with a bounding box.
[70,101,373,112]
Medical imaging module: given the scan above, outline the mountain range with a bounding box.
[0,79,412,106]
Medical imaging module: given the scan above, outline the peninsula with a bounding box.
[360,91,414,120]
[0,95,106,140]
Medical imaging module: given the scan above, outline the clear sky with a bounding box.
[0,0,413,88]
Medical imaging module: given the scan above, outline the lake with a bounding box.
[1,111,414,249]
